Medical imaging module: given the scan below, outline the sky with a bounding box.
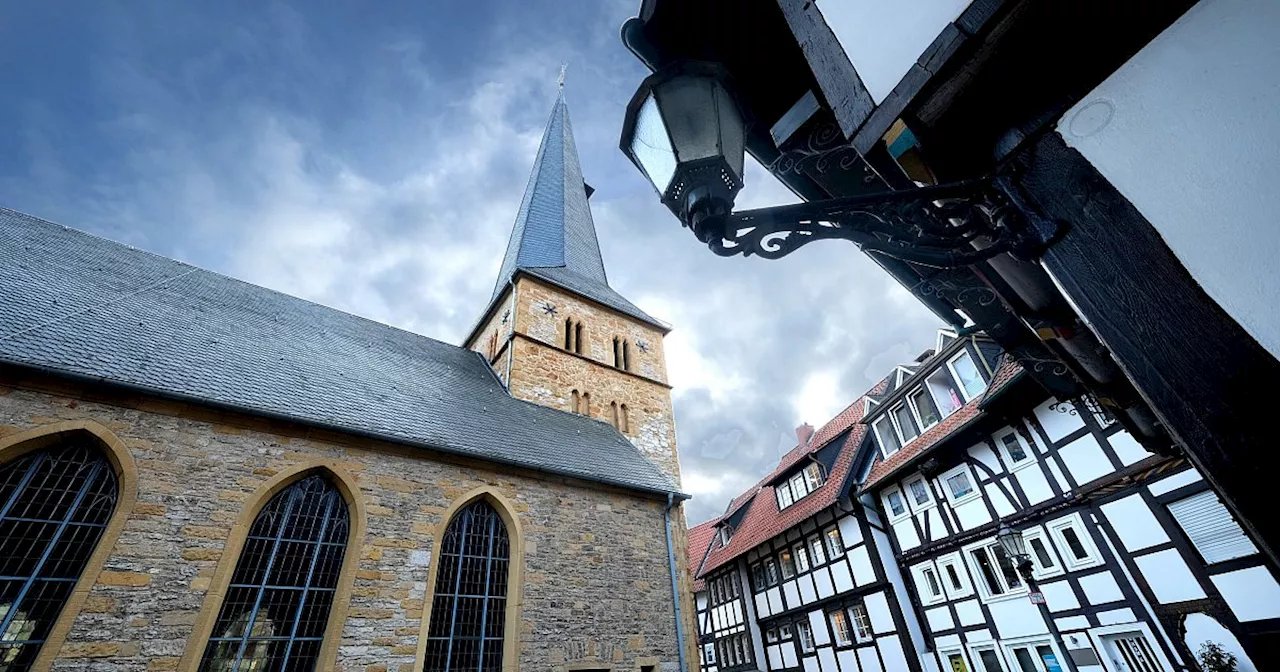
[0,0,942,524]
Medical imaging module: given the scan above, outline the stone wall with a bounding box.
[0,382,684,672]
[465,287,516,385]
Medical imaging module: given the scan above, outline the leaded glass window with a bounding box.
[0,442,118,671]
[198,474,350,672]
[424,500,510,672]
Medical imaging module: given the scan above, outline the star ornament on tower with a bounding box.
[618,60,1060,269]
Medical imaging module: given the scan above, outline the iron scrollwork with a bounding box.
[704,176,1053,269]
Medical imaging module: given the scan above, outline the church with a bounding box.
[0,91,696,672]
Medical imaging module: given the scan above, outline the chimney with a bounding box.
[795,423,815,447]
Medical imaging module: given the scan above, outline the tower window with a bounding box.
[571,390,580,414]
[199,474,350,671]
[574,322,584,355]
[611,401,620,429]
[620,404,630,433]
[623,340,631,371]
[564,318,573,351]
[581,392,591,416]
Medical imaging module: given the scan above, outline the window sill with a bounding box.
[947,492,982,507]
[979,589,1030,606]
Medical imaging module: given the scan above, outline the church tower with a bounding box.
[464,90,682,485]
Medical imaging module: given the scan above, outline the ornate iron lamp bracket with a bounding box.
[706,176,1060,269]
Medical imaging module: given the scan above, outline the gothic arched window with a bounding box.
[0,442,118,669]
[563,318,574,350]
[424,500,511,672]
[198,474,350,672]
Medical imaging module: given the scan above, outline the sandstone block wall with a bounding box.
[0,382,683,672]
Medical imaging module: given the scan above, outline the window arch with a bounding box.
[563,318,574,350]
[0,438,119,669]
[581,392,591,416]
[196,474,350,672]
[423,499,511,672]
[610,401,620,429]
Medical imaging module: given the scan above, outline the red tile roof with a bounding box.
[687,517,721,591]
[863,357,1024,488]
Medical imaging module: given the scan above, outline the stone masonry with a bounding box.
[465,274,698,669]
[0,381,683,672]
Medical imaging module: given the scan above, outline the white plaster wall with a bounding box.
[876,635,909,672]
[955,599,984,626]
[893,518,921,550]
[1058,0,1280,360]
[1033,400,1084,443]
[849,546,877,586]
[1133,549,1207,603]
[988,598,1048,639]
[817,646,838,672]
[816,0,971,103]
[1016,465,1055,505]
[1106,430,1152,467]
[809,609,831,645]
[1057,433,1113,486]
[857,646,884,672]
[953,498,992,529]
[1100,494,1171,553]
[926,606,954,632]
[1210,566,1280,622]
[864,591,896,634]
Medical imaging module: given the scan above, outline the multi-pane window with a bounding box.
[803,464,824,492]
[796,620,815,652]
[764,558,779,585]
[968,542,1023,597]
[922,568,942,599]
[1046,515,1099,569]
[789,474,807,502]
[808,536,826,566]
[910,388,940,429]
[793,545,810,573]
[848,604,872,642]
[949,351,988,401]
[824,528,844,559]
[779,550,796,579]
[199,475,350,672]
[873,417,901,457]
[0,442,119,671]
[776,484,794,510]
[829,609,854,646]
[424,500,511,672]
[751,564,767,592]
[892,404,919,444]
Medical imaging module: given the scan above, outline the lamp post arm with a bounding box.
[706,176,1058,269]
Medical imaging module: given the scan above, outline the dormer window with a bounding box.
[908,387,940,430]
[775,463,826,510]
[719,525,733,546]
[873,416,902,457]
[925,367,963,417]
[948,350,987,401]
[891,403,919,444]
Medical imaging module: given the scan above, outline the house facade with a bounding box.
[0,90,694,672]
[689,331,1279,672]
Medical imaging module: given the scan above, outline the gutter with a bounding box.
[0,358,690,502]
[665,493,689,672]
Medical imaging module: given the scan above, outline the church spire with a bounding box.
[491,90,608,300]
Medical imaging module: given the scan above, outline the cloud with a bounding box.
[0,0,945,525]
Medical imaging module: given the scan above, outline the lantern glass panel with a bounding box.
[657,76,722,165]
[630,93,678,193]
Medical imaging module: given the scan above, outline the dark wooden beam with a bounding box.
[1019,132,1280,568]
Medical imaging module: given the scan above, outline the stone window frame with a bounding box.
[180,459,368,672]
[0,420,139,672]
[414,486,525,672]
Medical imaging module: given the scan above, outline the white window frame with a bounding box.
[803,463,824,492]
[873,415,902,457]
[1044,512,1103,571]
[994,427,1035,472]
[829,609,855,647]
[948,350,989,402]
[908,386,941,432]
[905,476,934,510]
[891,401,920,445]
[1000,635,1068,672]
[789,472,808,502]
[939,648,974,672]
[962,537,1028,602]
[764,557,780,585]
[720,526,733,546]
[936,329,957,352]
[936,552,974,600]
[912,561,946,605]
[926,366,964,418]
[777,485,794,510]
[882,487,909,521]
[793,544,811,573]
[848,603,873,643]
[808,535,827,566]
[796,620,816,653]
[967,643,1010,672]
[780,548,797,580]
[1021,526,1064,579]
[940,464,981,505]
[824,527,845,559]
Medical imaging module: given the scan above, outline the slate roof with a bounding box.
[0,208,682,497]
[477,93,666,334]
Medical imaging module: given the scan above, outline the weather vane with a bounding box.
[558,63,568,90]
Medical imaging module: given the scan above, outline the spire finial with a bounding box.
[557,63,568,91]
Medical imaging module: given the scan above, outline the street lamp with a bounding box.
[996,524,1077,672]
[619,61,1058,268]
